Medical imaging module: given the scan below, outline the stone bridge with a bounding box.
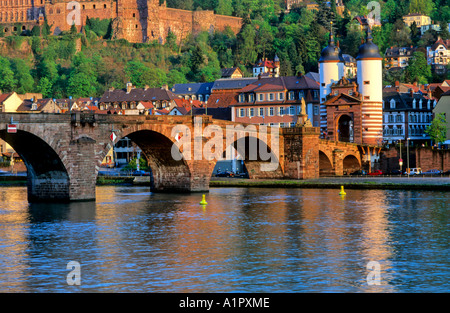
[0,113,374,202]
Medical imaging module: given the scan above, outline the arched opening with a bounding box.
[319,151,333,176]
[343,154,360,175]
[0,130,69,202]
[212,135,282,179]
[338,114,353,143]
[110,130,192,192]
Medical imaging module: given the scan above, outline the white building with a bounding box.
[427,37,450,75]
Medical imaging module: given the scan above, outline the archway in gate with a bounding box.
[337,114,353,143]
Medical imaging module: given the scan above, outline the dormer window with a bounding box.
[31,103,38,110]
[390,98,396,109]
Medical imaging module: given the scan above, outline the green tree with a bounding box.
[217,0,233,15]
[10,59,34,94]
[37,77,53,98]
[425,113,447,146]
[409,0,435,15]
[0,57,17,92]
[236,23,258,66]
[405,51,432,84]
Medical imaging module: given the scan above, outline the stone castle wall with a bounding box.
[0,0,242,43]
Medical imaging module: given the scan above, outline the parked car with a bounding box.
[369,170,383,176]
[405,168,422,175]
[235,172,249,178]
[389,170,402,175]
[132,170,150,176]
[215,171,234,177]
[422,169,442,175]
[350,170,367,176]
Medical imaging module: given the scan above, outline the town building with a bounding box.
[207,77,258,109]
[433,90,450,143]
[252,56,280,78]
[221,67,244,79]
[353,15,382,31]
[99,83,181,114]
[384,46,416,70]
[342,54,357,78]
[426,37,450,75]
[0,0,242,43]
[402,13,432,28]
[231,75,320,128]
[16,98,62,113]
[382,91,436,145]
[171,82,214,103]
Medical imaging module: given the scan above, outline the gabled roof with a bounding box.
[239,75,319,93]
[383,91,435,111]
[430,38,450,51]
[100,87,180,103]
[171,82,214,95]
[221,67,243,78]
[323,93,362,106]
[0,93,13,104]
[16,98,55,112]
[254,59,277,69]
[212,77,258,91]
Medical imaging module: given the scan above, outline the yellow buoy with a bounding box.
[199,194,208,205]
[339,186,346,196]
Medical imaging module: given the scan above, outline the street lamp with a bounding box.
[398,140,403,172]
[406,137,410,176]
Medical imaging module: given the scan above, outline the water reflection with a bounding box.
[0,186,448,292]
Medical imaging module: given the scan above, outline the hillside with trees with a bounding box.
[0,0,448,98]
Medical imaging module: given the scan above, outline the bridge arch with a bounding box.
[0,128,70,202]
[212,133,283,179]
[319,150,333,176]
[101,124,197,192]
[343,153,361,175]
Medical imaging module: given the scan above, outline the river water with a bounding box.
[0,186,448,293]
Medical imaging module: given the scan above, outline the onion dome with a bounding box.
[356,27,382,60]
[319,22,344,63]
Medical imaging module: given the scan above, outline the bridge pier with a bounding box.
[281,127,320,179]
[27,173,70,203]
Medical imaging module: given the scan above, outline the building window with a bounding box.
[259,107,264,116]
[239,108,245,117]
[269,93,274,101]
[279,107,285,115]
[299,91,305,99]
[289,106,295,115]
[239,94,245,103]
[313,106,319,115]
[288,91,295,100]
[258,94,264,101]
[364,96,370,100]
[364,81,370,85]
[279,93,284,100]
[249,108,254,117]
[269,107,274,116]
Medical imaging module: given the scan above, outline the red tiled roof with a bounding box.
[0,93,13,104]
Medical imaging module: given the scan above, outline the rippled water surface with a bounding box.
[0,186,448,292]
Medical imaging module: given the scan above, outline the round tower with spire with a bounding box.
[319,22,345,134]
[356,27,383,145]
